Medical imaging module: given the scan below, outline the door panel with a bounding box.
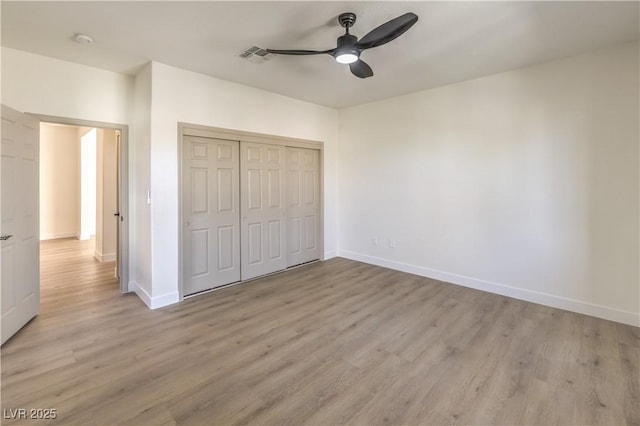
[241,142,286,280]
[247,169,262,209]
[288,170,300,205]
[268,220,282,259]
[305,215,316,249]
[183,136,240,295]
[304,170,315,204]
[217,226,234,270]
[267,170,281,207]
[217,169,233,212]
[288,217,301,255]
[267,147,280,163]
[286,147,320,267]
[1,105,40,345]
[191,168,208,213]
[190,229,209,276]
[247,222,262,265]
[1,245,15,313]
[217,144,232,161]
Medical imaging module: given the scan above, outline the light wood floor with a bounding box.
[1,238,638,425]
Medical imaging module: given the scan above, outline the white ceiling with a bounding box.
[2,1,638,108]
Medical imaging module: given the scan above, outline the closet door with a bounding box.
[286,147,321,267]
[183,136,240,295]
[241,142,286,280]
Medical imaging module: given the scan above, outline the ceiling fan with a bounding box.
[267,12,418,79]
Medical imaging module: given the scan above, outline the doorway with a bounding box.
[0,106,129,344]
[35,115,129,294]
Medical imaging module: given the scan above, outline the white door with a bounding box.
[286,147,321,267]
[241,142,286,280]
[1,105,39,345]
[115,130,121,280]
[183,136,240,295]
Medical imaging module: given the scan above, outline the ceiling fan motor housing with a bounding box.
[337,34,357,48]
[333,33,360,61]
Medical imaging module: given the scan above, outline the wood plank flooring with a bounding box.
[1,237,638,425]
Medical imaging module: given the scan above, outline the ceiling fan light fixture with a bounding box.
[335,50,359,64]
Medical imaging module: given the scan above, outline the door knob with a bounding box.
[0,235,13,241]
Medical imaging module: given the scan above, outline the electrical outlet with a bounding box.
[372,237,378,245]
[389,239,396,248]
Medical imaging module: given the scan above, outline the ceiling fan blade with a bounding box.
[349,59,373,79]
[355,12,418,50]
[266,49,334,55]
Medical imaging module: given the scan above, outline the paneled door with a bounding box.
[286,147,321,267]
[1,105,39,345]
[182,136,240,295]
[240,142,286,280]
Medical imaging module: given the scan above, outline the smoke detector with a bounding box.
[73,33,94,44]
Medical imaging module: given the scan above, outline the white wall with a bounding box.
[338,41,639,326]
[2,48,132,124]
[144,62,339,304]
[79,128,97,240]
[132,63,152,296]
[39,123,79,240]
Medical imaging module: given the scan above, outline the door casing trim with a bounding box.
[29,113,130,294]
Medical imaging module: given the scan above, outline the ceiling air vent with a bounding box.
[238,45,272,64]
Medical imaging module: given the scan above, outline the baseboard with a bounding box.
[94,250,117,263]
[40,232,77,241]
[323,250,337,260]
[133,282,179,310]
[338,250,640,327]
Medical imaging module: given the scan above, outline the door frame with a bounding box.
[177,123,324,301]
[31,114,130,293]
